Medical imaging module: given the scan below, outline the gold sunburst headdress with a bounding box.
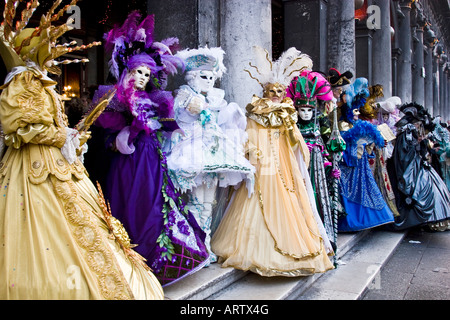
[244,46,313,91]
[0,0,101,75]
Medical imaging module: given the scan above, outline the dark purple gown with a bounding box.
[91,85,209,287]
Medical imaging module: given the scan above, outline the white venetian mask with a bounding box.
[188,70,216,95]
[298,107,314,121]
[129,66,151,91]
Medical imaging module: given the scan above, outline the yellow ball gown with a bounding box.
[0,69,164,300]
[211,96,334,277]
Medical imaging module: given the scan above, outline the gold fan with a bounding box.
[76,87,117,134]
[75,88,117,154]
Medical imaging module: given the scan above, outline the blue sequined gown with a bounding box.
[338,120,395,232]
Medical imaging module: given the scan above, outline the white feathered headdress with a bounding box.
[245,46,313,88]
[379,96,402,114]
[175,46,226,78]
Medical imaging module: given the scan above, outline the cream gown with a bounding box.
[0,69,164,300]
[211,96,334,277]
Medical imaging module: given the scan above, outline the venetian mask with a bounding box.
[332,87,343,100]
[129,66,151,91]
[298,107,314,121]
[188,70,216,95]
[263,83,286,103]
[353,108,360,121]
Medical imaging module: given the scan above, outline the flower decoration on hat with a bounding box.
[0,0,101,75]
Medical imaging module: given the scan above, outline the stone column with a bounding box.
[433,51,441,117]
[284,0,329,72]
[424,46,434,113]
[411,4,426,105]
[371,0,392,97]
[355,24,374,83]
[391,48,402,97]
[423,26,437,114]
[439,54,448,117]
[327,0,356,76]
[445,65,450,120]
[220,0,272,107]
[397,0,413,103]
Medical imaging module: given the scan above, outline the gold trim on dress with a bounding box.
[52,176,135,300]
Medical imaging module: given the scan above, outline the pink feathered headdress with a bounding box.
[286,70,333,107]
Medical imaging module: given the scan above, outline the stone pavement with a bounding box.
[362,227,450,300]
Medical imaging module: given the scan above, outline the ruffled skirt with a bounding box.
[0,145,164,300]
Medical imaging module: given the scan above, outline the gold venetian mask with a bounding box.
[263,82,286,103]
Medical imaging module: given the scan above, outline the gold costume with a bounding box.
[0,0,163,300]
[0,69,164,300]
[211,96,334,277]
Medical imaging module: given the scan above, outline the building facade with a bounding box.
[146,0,450,120]
[4,1,446,121]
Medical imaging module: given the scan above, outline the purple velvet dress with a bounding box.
[93,85,209,287]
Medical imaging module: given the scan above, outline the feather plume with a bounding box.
[341,120,386,148]
[271,47,313,86]
[137,14,154,48]
[286,70,333,105]
[245,46,313,88]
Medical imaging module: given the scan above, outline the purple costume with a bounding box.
[91,12,209,287]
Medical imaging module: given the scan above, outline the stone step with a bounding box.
[299,229,406,300]
[206,230,405,300]
[164,261,248,300]
[164,229,371,300]
[206,229,375,300]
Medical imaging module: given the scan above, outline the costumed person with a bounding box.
[0,1,163,299]
[165,46,255,265]
[429,117,450,192]
[337,78,395,232]
[377,96,403,213]
[358,86,400,218]
[92,12,210,286]
[368,96,402,218]
[286,70,338,252]
[358,84,384,122]
[324,68,353,262]
[376,96,402,160]
[211,46,334,277]
[391,103,450,232]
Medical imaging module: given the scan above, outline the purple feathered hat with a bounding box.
[104,11,184,85]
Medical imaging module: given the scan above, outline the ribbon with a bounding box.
[200,109,212,126]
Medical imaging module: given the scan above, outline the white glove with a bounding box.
[61,127,80,165]
[187,96,206,114]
